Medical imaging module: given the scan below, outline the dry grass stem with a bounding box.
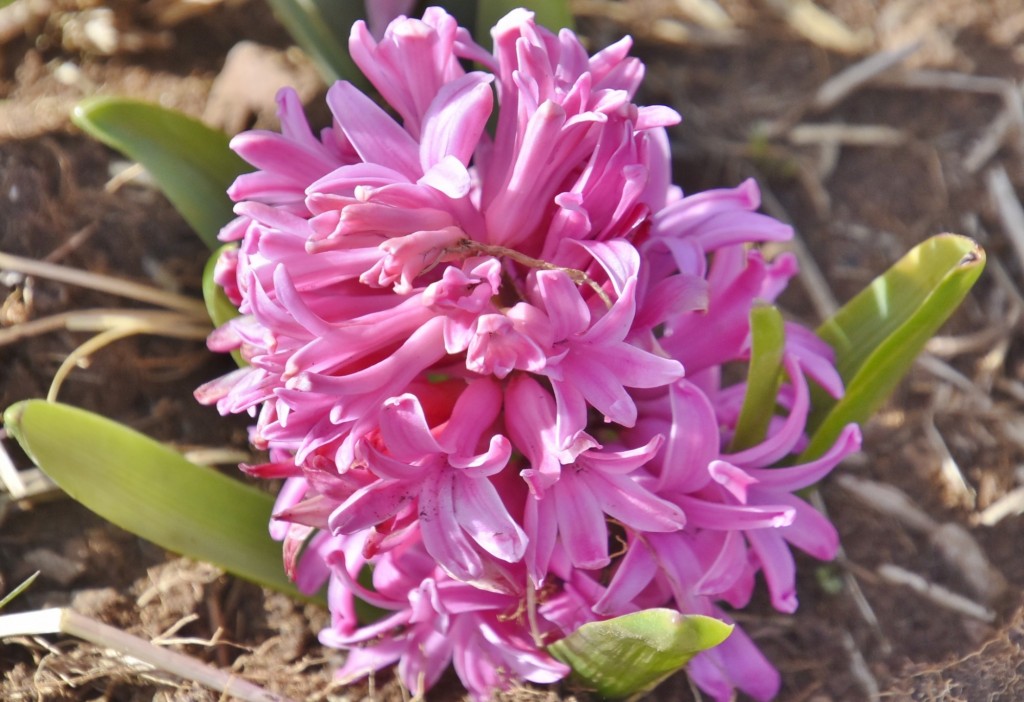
[811,491,891,655]
[915,354,993,409]
[811,41,922,112]
[0,308,211,347]
[841,630,880,702]
[923,414,975,508]
[975,486,1024,527]
[0,252,208,317]
[835,474,937,532]
[673,0,733,30]
[0,608,295,702]
[762,0,872,54]
[875,565,996,623]
[987,165,1024,276]
[46,320,210,402]
[788,123,907,147]
[876,70,1011,95]
[836,475,1005,602]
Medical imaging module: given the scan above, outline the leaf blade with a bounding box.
[803,234,985,460]
[264,0,367,87]
[3,400,312,602]
[730,304,786,452]
[548,609,732,698]
[477,0,574,41]
[71,98,248,249]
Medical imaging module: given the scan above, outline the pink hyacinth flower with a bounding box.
[196,7,864,701]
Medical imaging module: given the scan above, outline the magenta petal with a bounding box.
[453,475,527,563]
[553,470,608,569]
[378,393,444,460]
[328,480,414,534]
[746,528,798,613]
[326,81,422,180]
[440,377,503,454]
[593,537,658,614]
[743,423,862,491]
[777,493,840,560]
[331,637,407,682]
[722,355,810,468]
[420,471,483,580]
[420,72,494,169]
[659,380,718,492]
[524,494,557,584]
[585,469,684,532]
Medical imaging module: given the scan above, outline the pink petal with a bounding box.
[326,81,422,180]
[553,470,608,569]
[453,475,527,562]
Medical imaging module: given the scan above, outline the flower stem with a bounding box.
[451,239,613,308]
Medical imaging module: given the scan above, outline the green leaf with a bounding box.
[477,0,574,42]
[548,609,733,698]
[0,572,39,611]
[730,304,785,452]
[72,98,248,250]
[264,0,367,87]
[202,246,244,367]
[803,234,985,460]
[3,401,316,603]
[202,245,240,329]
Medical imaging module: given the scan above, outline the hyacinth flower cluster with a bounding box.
[196,7,861,701]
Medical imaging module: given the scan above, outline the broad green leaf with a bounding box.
[477,0,574,41]
[548,609,733,698]
[803,234,985,460]
[265,0,367,87]
[72,98,248,250]
[730,305,785,452]
[3,401,316,603]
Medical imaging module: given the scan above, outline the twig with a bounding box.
[0,608,295,702]
[837,474,1006,602]
[924,412,975,508]
[834,474,936,532]
[788,123,907,147]
[876,564,996,623]
[841,630,880,701]
[0,252,207,317]
[762,0,872,54]
[47,320,211,402]
[874,70,1011,95]
[812,42,923,112]
[0,309,211,347]
[916,353,994,410]
[965,107,1016,174]
[975,485,1024,527]
[810,491,891,655]
[987,165,1024,277]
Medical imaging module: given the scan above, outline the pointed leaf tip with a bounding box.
[548,609,732,698]
[804,234,985,460]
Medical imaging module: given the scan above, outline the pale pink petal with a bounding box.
[453,475,527,562]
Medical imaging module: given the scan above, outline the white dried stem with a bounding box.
[811,41,922,112]
[987,165,1024,278]
[876,564,996,623]
[0,608,294,702]
[975,485,1024,527]
[0,252,208,317]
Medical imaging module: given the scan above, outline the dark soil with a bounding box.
[3,1,1024,700]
